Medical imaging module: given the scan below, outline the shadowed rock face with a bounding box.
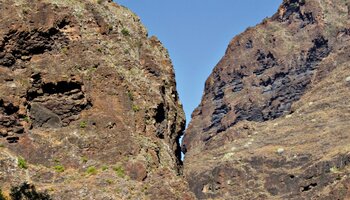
[0,0,194,199]
[183,0,350,199]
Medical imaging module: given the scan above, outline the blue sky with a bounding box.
[115,0,282,126]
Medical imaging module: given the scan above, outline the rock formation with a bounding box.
[1,0,350,199]
[0,0,194,199]
[183,0,350,199]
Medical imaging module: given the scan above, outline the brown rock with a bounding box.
[0,0,194,199]
[125,161,147,181]
[183,0,350,199]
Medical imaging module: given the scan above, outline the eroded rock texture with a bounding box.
[183,0,350,199]
[0,0,194,199]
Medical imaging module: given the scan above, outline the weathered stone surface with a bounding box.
[29,103,62,128]
[183,0,350,199]
[0,0,194,199]
[125,160,148,181]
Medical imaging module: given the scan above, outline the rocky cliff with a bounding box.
[183,0,350,199]
[0,0,194,199]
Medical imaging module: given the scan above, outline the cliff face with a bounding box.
[183,0,350,199]
[0,0,194,199]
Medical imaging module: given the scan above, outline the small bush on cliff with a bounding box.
[21,115,30,123]
[17,157,27,169]
[79,121,87,128]
[86,166,97,175]
[132,105,140,112]
[113,166,125,178]
[60,47,68,55]
[121,28,130,36]
[54,165,65,173]
[10,182,51,200]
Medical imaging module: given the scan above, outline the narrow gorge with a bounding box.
[0,0,349,200]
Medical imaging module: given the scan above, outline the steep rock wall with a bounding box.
[0,0,194,199]
[183,0,350,199]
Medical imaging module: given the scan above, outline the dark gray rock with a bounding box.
[29,103,62,128]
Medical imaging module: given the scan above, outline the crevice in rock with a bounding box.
[0,27,68,68]
[0,99,24,143]
[245,39,253,49]
[6,136,20,143]
[173,111,186,171]
[155,103,165,123]
[213,82,225,101]
[26,73,92,128]
[301,183,317,192]
[229,70,246,93]
[253,50,278,76]
[175,131,184,166]
[154,103,166,139]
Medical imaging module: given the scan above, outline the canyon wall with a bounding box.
[0,0,194,199]
[183,0,350,199]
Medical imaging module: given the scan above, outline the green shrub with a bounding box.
[86,166,97,175]
[79,121,87,128]
[132,105,140,112]
[102,166,108,171]
[113,166,125,178]
[18,157,28,169]
[22,116,30,123]
[54,165,65,173]
[61,47,68,55]
[121,28,130,36]
[10,182,51,200]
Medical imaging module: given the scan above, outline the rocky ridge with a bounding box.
[183,0,350,199]
[0,0,194,199]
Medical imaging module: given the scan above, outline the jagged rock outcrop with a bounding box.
[183,0,350,199]
[0,0,194,199]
